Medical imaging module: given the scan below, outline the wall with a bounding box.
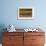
[0,0,46,29]
[0,0,46,44]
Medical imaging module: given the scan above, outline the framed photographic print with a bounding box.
[18,7,34,19]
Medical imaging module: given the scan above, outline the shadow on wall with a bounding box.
[0,24,7,43]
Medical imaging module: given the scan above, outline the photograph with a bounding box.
[18,7,34,19]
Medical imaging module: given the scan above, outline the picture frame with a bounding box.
[18,7,34,19]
